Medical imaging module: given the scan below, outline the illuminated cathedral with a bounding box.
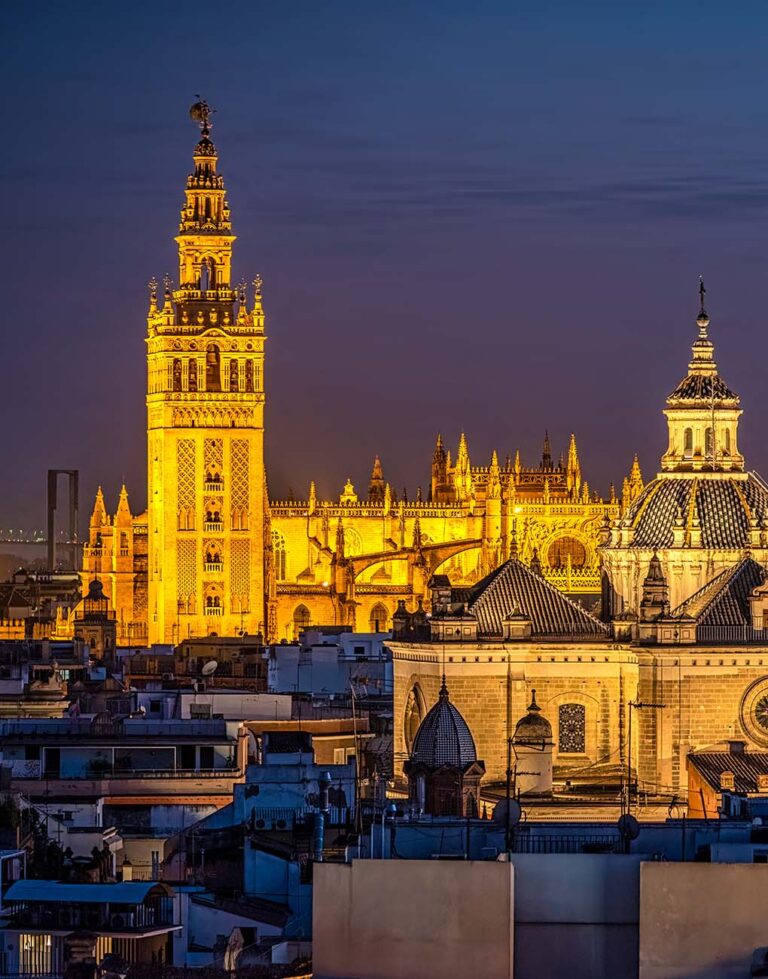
[81,107,642,644]
[78,106,768,800]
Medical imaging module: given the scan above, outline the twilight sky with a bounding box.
[3,0,768,532]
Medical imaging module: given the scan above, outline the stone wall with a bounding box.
[391,642,638,783]
[637,651,768,795]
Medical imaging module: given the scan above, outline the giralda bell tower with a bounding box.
[147,102,266,644]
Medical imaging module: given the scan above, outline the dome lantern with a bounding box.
[661,280,743,474]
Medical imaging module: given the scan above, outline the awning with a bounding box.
[4,880,171,904]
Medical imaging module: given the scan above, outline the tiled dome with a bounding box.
[667,372,739,405]
[411,679,478,769]
[626,474,768,549]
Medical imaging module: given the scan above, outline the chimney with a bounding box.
[727,740,746,755]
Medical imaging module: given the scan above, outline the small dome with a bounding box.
[411,679,478,768]
[87,578,105,600]
[514,691,553,743]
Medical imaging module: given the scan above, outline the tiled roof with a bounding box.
[411,682,478,768]
[465,559,608,638]
[627,475,768,549]
[672,558,766,626]
[688,750,768,793]
[668,373,739,405]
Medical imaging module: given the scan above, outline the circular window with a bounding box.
[547,536,587,568]
[740,677,768,745]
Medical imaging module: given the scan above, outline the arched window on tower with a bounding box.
[724,428,731,455]
[272,531,287,581]
[558,703,586,753]
[173,359,183,392]
[369,603,389,633]
[245,360,254,392]
[705,427,715,460]
[293,604,311,638]
[229,360,239,392]
[188,359,198,392]
[200,258,210,291]
[206,344,221,391]
[684,428,693,458]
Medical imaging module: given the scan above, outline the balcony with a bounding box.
[204,605,223,616]
[204,561,223,573]
[204,521,223,533]
[204,480,224,493]
[3,880,177,934]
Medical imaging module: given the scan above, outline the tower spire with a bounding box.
[541,430,552,470]
[659,279,743,474]
[566,433,581,497]
[173,100,235,302]
[369,455,385,503]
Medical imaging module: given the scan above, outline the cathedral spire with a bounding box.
[433,433,446,465]
[115,483,132,527]
[488,450,501,499]
[566,433,581,497]
[90,487,108,529]
[541,430,552,470]
[369,454,385,503]
[454,433,473,503]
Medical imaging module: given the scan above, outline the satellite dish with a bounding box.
[492,799,522,828]
[618,813,640,840]
[201,660,218,676]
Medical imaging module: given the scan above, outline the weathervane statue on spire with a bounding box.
[189,96,214,134]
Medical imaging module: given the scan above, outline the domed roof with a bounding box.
[411,679,478,769]
[667,372,739,406]
[514,691,553,743]
[86,578,106,601]
[625,474,768,549]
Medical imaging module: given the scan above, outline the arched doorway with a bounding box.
[293,604,311,638]
[369,603,389,633]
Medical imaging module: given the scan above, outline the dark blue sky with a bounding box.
[3,0,768,530]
